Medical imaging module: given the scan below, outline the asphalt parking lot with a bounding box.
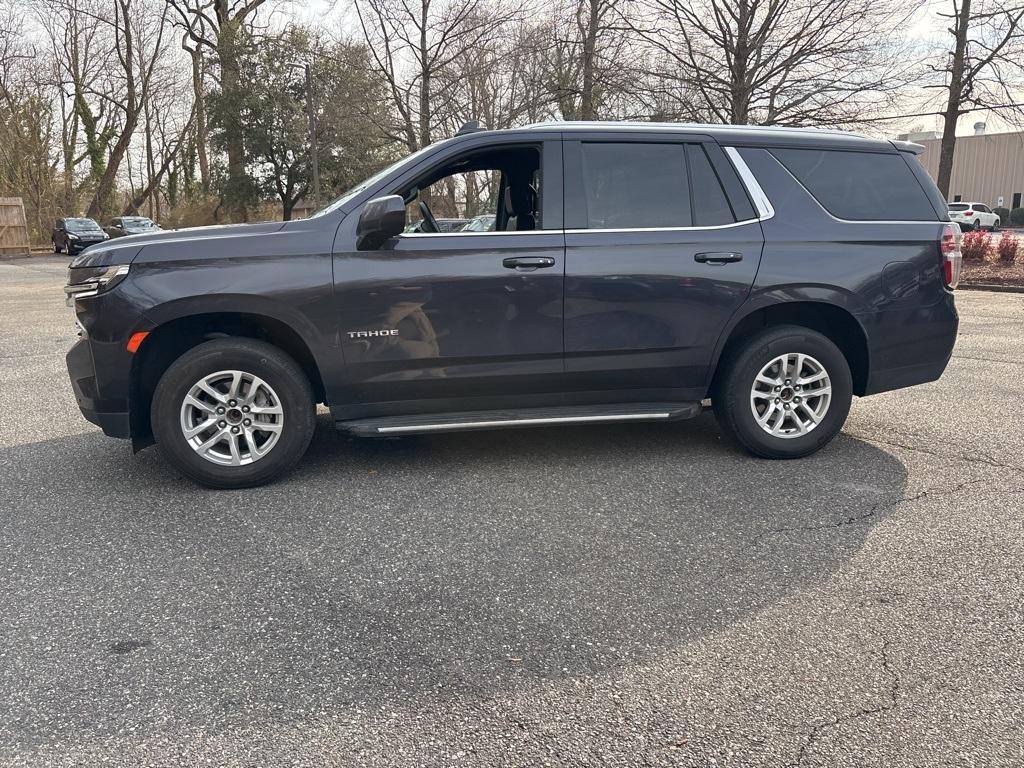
[1,257,1022,767]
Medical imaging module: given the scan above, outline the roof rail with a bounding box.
[456,120,485,136]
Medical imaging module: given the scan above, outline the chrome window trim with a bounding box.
[724,146,775,220]
[397,229,558,238]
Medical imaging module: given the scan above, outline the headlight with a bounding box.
[67,233,79,240]
[64,264,130,305]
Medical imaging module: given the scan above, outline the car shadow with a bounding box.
[0,412,906,745]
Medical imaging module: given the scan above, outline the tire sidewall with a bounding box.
[716,328,852,459]
[151,340,315,488]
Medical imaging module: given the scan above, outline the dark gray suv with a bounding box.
[65,122,961,488]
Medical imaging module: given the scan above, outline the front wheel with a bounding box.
[151,338,316,488]
[712,326,853,459]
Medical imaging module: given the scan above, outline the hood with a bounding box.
[71,220,287,268]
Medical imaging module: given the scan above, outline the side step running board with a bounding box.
[338,402,702,437]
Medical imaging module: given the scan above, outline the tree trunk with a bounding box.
[189,46,211,193]
[937,0,970,200]
[730,0,752,124]
[580,0,599,120]
[418,1,431,148]
[218,20,248,220]
[87,124,136,219]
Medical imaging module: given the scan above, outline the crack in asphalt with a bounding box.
[846,431,1024,474]
[951,353,1024,367]
[742,477,989,551]
[788,640,900,767]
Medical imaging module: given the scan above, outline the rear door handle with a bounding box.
[503,256,556,271]
[694,251,743,264]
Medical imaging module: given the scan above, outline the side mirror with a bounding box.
[357,195,406,251]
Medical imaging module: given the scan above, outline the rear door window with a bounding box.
[771,148,936,221]
[579,142,691,229]
[687,144,736,226]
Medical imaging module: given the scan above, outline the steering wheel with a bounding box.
[418,200,440,233]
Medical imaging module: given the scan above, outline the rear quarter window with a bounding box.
[771,148,937,221]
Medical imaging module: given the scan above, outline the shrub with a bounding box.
[960,230,992,262]
[994,206,1010,224]
[996,231,1020,264]
[1011,207,1024,226]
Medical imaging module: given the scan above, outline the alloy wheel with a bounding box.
[179,369,284,466]
[749,353,832,438]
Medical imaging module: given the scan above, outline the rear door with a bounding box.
[562,133,765,399]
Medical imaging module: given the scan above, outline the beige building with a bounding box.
[914,128,1024,210]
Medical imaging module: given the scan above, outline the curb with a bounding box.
[960,282,1024,294]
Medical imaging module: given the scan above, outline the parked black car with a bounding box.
[104,216,161,239]
[65,121,960,488]
[404,217,469,233]
[52,218,108,254]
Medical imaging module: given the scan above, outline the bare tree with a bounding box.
[930,0,1024,198]
[354,0,507,150]
[78,0,170,217]
[166,0,270,216]
[630,0,914,126]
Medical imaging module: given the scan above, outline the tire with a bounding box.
[151,338,316,489]
[712,325,853,459]
[992,219,1000,232]
[973,219,981,231]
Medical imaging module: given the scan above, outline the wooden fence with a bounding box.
[0,197,31,258]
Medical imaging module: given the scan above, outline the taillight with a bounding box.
[964,210,974,216]
[940,223,961,289]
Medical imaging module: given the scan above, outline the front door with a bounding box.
[332,139,565,410]
[562,136,764,400]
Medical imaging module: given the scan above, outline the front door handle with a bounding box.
[503,256,556,271]
[694,251,743,264]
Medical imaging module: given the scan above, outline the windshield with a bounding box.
[309,144,438,218]
[948,204,970,211]
[122,217,157,228]
[65,218,100,231]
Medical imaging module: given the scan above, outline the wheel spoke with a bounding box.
[184,395,215,414]
[197,381,228,404]
[196,428,227,453]
[248,403,283,415]
[798,370,827,386]
[799,401,822,424]
[227,371,243,399]
[184,418,217,439]
[227,431,242,465]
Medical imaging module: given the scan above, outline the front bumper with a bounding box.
[66,336,131,438]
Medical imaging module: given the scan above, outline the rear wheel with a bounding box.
[973,219,982,231]
[712,326,853,459]
[151,338,316,488]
